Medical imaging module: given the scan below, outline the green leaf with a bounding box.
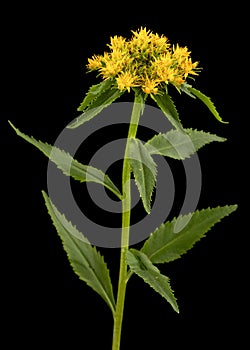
[151,92,183,130]
[42,191,116,314]
[126,249,179,313]
[179,82,196,98]
[128,138,157,213]
[145,128,226,160]
[77,79,114,111]
[68,84,123,129]
[141,205,237,264]
[9,121,122,200]
[188,87,228,123]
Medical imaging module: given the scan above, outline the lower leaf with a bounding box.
[126,249,179,313]
[42,191,116,315]
[141,205,238,264]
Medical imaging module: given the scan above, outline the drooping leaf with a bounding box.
[9,121,122,200]
[188,87,227,123]
[42,191,116,314]
[151,92,183,130]
[126,249,179,313]
[128,138,157,213]
[68,85,123,129]
[77,79,114,111]
[141,205,237,264]
[145,128,226,160]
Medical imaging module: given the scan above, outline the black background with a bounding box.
[1,3,246,349]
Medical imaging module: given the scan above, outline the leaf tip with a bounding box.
[8,120,17,131]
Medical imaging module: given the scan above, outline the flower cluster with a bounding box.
[87,28,200,95]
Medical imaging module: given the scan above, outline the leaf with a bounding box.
[68,85,123,129]
[128,138,157,213]
[145,128,226,160]
[77,79,114,111]
[9,121,122,200]
[179,82,196,98]
[141,205,237,264]
[42,191,116,314]
[126,249,179,313]
[151,92,183,130]
[188,87,228,123]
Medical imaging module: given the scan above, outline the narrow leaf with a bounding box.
[68,86,123,129]
[141,205,237,264]
[42,191,116,314]
[188,87,227,123]
[180,82,196,98]
[77,79,113,111]
[9,121,122,200]
[128,138,157,213]
[145,128,226,160]
[152,92,183,130]
[126,249,179,313]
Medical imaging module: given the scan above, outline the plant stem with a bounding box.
[112,92,144,350]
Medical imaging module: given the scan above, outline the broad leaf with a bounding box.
[42,191,116,314]
[141,205,237,264]
[151,92,183,130]
[68,85,123,129]
[145,128,226,160]
[77,79,113,111]
[128,138,157,213]
[126,249,179,313]
[9,122,122,200]
[188,87,227,123]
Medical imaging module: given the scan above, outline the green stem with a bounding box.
[112,92,144,350]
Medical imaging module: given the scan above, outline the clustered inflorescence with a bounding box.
[87,27,200,95]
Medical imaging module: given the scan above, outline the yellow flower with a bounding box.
[86,28,200,94]
[108,35,127,51]
[116,71,137,92]
[141,75,159,94]
[151,53,174,82]
[87,55,103,70]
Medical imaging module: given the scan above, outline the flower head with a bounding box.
[87,27,200,95]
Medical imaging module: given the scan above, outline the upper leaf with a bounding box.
[151,92,183,130]
[141,205,237,264]
[145,128,226,160]
[9,122,122,200]
[77,79,114,111]
[126,249,179,313]
[179,82,196,98]
[42,191,116,314]
[68,84,123,129]
[128,138,157,213]
[187,87,227,123]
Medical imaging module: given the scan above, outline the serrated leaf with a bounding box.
[77,79,113,111]
[145,128,226,160]
[141,205,237,264]
[188,87,227,123]
[151,92,183,130]
[126,249,179,313]
[68,85,123,129]
[180,82,196,98]
[128,138,157,213]
[9,121,122,200]
[42,191,116,314]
